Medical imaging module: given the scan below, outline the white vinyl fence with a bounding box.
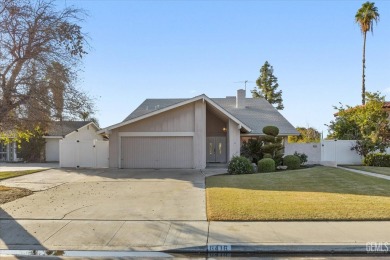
[284,142,321,164]
[60,140,109,168]
[285,140,369,166]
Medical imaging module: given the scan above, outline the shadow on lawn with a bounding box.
[206,166,390,197]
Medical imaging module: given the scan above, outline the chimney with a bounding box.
[236,89,246,108]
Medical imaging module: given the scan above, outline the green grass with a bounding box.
[206,166,390,221]
[0,169,45,180]
[342,165,390,177]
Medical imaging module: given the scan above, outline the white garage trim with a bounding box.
[118,132,194,137]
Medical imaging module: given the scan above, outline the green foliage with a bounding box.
[251,61,284,110]
[228,156,254,175]
[18,127,46,162]
[363,153,390,167]
[263,153,272,159]
[263,126,279,137]
[0,126,46,162]
[241,138,262,163]
[288,127,321,143]
[283,155,301,170]
[240,126,284,165]
[258,158,275,173]
[327,92,390,157]
[293,152,308,165]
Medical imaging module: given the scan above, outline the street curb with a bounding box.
[166,244,390,255]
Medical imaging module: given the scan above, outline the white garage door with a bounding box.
[121,136,193,168]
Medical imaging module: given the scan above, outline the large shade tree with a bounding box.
[355,1,379,105]
[0,0,94,132]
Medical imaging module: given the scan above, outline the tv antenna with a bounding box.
[234,80,254,91]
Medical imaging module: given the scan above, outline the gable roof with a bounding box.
[44,121,95,137]
[100,95,251,133]
[101,94,298,136]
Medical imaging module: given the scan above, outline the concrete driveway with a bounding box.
[0,168,206,221]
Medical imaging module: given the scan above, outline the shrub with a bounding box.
[228,156,254,174]
[283,155,301,170]
[363,153,390,167]
[258,158,275,173]
[262,126,279,137]
[241,138,262,163]
[293,151,308,165]
[263,153,272,159]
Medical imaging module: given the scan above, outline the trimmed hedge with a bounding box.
[262,126,279,137]
[363,153,390,167]
[283,155,301,170]
[263,153,272,159]
[258,158,275,173]
[228,156,254,174]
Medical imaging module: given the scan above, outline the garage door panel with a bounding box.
[121,137,193,168]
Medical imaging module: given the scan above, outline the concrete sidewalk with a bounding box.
[338,166,390,181]
[1,220,389,253]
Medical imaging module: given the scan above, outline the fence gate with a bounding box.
[60,140,109,168]
[320,140,362,165]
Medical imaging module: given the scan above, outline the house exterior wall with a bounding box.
[194,100,206,169]
[206,109,226,136]
[109,103,196,168]
[45,138,60,161]
[228,119,240,160]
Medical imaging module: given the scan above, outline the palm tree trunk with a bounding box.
[362,32,367,105]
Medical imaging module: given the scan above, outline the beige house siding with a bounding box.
[116,103,195,132]
[194,100,206,169]
[228,119,241,159]
[109,103,197,168]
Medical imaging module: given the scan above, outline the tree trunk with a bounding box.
[362,32,367,105]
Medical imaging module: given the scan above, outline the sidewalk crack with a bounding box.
[61,204,94,219]
[106,221,126,246]
[42,220,72,243]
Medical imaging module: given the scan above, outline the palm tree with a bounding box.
[355,1,379,105]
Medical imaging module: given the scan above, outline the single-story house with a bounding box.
[44,121,104,162]
[99,89,299,169]
[0,121,103,162]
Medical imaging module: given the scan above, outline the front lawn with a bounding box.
[342,165,390,177]
[206,166,390,221]
[0,169,45,180]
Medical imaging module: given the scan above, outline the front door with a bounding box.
[206,137,227,163]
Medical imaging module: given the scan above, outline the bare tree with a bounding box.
[0,0,93,131]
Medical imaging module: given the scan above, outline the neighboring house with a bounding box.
[0,140,19,162]
[99,89,299,169]
[44,121,103,162]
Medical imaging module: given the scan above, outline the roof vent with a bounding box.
[236,89,246,108]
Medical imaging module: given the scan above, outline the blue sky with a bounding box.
[60,0,390,135]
